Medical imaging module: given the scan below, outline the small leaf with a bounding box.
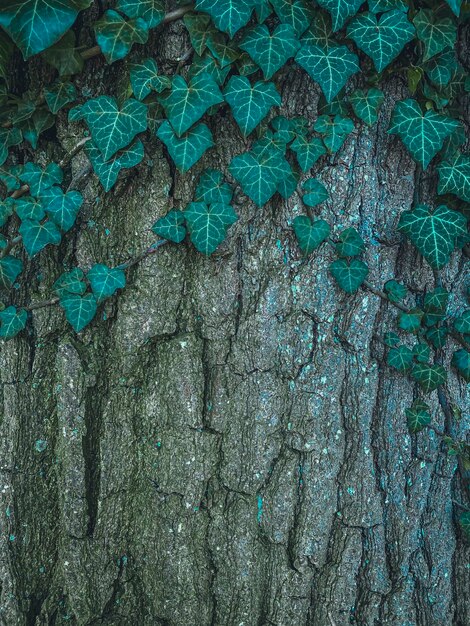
[116,0,165,29]
[426,326,448,349]
[53,268,87,298]
[412,343,430,364]
[60,293,97,332]
[85,140,144,192]
[87,264,126,303]
[19,162,62,196]
[195,0,255,38]
[349,88,384,126]
[454,310,470,335]
[0,305,27,339]
[156,120,213,172]
[42,31,83,76]
[19,218,62,257]
[40,186,83,232]
[301,178,329,206]
[452,349,470,381]
[413,9,457,62]
[425,50,458,89]
[239,23,300,80]
[44,82,76,114]
[0,255,22,288]
[94,10,149,64]
[19,109,55,149]
[0,127,22,166]
[329,258,369,293]
[406,400,431,433]
[387,345,413,372]
[384,279,407,303]
[384,331,400,347]
[411,363,447,392]
[270,0,313,36]
[335,227,364,257]
[314,115,354,152]
[293,216,330,255]
[184,202,237,255]
[316,0,364,32]
[291,135,326,172]
[398,308,423,333]
[424,287,449,313]
[130,59,171,100]
[0,197,14,226]
[152,210,186,243]
[15,196,45,221]
[195,169,233,205]
[224,76,281,137]
[438,153,470,203]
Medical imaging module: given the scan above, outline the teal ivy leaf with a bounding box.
[347,10,415,73]
[411,362,447,392]
[0,255,22,288]
[413,9,457,62]
[426,326,448,349]
[454,311,470,335]
[270,0,313,36]
[452,349,470,381]
[15,196,45,221]
[384,331,400,347]
[253,0,272,22]
[183,201,237,255]
[406,400,431,433]
[195,169,233,205]
[293,216,330,255]
[397,204,467,269]
[85,140,144,192]
[295,44,359,103]
[445,0,462,16]
[239,23,300,80]
[152,210,187,243]
[329,258,369,293]
[0,127,22,166]
[387,345,413,372]
[0,306,27,339]
[53,268,87,298]
[40,186,83,232]
[291,135,326,171]
[398,308,423,333]
[224,76,281,137]
[424,286,449,313]
[0,165,22,192]
[19,109,55,149]
[130,59,171,100]
[159,73,223,137]
[116,0,165,29]
[19,218,62,257]
[19,162,63,195]
[388,99,460,169]
[183,13,216,56]
[94,10,149,64]
[277,168,299,199]
[369,0,407,12]
[194,0,255,38]
[44,81,76,114]
[60,293,97,332]
[413,343,430,364]
[335,227,365,257]
[425,50,458,88]
[80,97,147,161]
[156,120,213,172]
[314,115,355,153]
[301,12,333,49]
[438,153,470,202]
[316,0,365,32]
[349,88,384,126]
[42,31,84,76]
[229,142,291,206]
[301,178,329,206]
[237,52,259,76]
[384,279,407,302]
[87,264,126,303]
[188,52,231,86]
[0,198,14,226]
[0,0,92,59]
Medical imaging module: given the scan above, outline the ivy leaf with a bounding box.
[411,363,447,392]
[194,0,255,38]
[85,140,144,192]
[0,306,27,339]
[329,258,369,293]
[224,76,281,137]
[0,255,22,288]
[188,52,231,86]
[452,349,470,381]
[159,73,223,137]
[291,135,326,171]
[426,326,448,349]
[349,88,384,126]
[335,227,365,257]
[152,210,187,243]
[301,12,333,49]
[406,400,431,433]
[398,308,423,333]
[183,202,237,255]
[314,115,355,152]
[156,121,213,172]
[19,162,62,195]
[42,31,84,76]
[240,23,300,80]
[454,311,470,335]
[397,204,467,269]
[40,186,83,232]
[295,44,359,103]
[293,216,330,255]
[316,0,365,32]
[438,153,470,202]
[60,293,97,332]
[0,165,22,192]
[19,109,55,149]
[384,279,407,302]
[387,345,413,372]
[384,331,400,347]
[347,10,415,73]
[87,264,126,303]
[413,343,430,364]
[0,198,14,226]
[195,169,233,205]
[19,218,62,257]
[116,0,165,29]
[0,0,92,59]
[44,82,76,114]
[80,97,147,161]
[183,13,215,56]
[369,0,407,12]
[53,268,87,298]
[270,0,313,36]
[413,10,457,62]
[94,10,149,64]
[424,286,449,313]
[0,127,22,166]
[388,99,460,169]
[301,178,329,206]
[425,50,458,88]
[445,0,462,16]
[130,59,171,100]
[14,197,44,221]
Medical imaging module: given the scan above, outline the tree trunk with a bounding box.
[0,12,469,626]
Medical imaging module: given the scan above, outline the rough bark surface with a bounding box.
[0,8,469,626]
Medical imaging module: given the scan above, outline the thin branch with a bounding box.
[362,280,408,312]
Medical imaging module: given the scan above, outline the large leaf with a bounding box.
[184,202,237,255]
[40,186,83,232]
[80,97,147,161]
[349,88,384,126]
[152,210,187,243]
[19,162,63,195]
[425,50,458,88]
[411,363,447,392]
[413,9,457,62]
[159,73,223,137]
[87,264,126,303]
[224,76,281,137]
[156,120,213,172]
[387,345,413,372]
[397,204,467,269]
[86,140,144,192]
[329,258,369,293]
[0,255,22,288]
[291,135,326,171]
[195,169,233,204]
[293,216,330,254]
[116,0,165,29]
[269,0,313,36]
[0,0,92,59]
[438,152,470,203]
[388,99,460,169]
[44,81,76,114]
[194,0,256,38]
[19,218,62,256]
[239,23,300,80]
[316,0,364,32]
[301,12,334,50]
[60,293,97,332]
[406,400,431,433]
[295,44,359,103]
[129,59,171,100]
[0,306,27,339]
[94,10,149,64]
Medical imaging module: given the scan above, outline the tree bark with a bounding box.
[0,11,469,626]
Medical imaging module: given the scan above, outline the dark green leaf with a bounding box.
[387,345,413,372]
[425,50,458,88]
[406,400,431,433]
[438,153,470,202]
[398,308,423,333]
[293,216,330,254]
[301,178,329,206]
[0,255,22,288]
[0,127,22,166]
[270,0,313,36]
[130,59,171,100]
[425,326,448,348]
[335,227,364,257]
[94,10,149,64]
[384,331,400,347]
[152,210,186,243]
[224,76,281,137]
[349,88,384,126]
[0,305,27,339]
[116,0,165,29]
[44,82,76,114]
[19,109,55,149]
[424,287,449,313]
[314,114,354,152]
[329,258,369,293]
[413,9,457,62]
[60,293,97,332]
[0,198,14,226]
[384,279,407,303]
[15,196,45,221]
[412,343,430,364]
[454,310,470,335]
[53,268,87,297]
[85,140,144,191]
[411,363,447,392]
[316,0,364,32]
[0,31,13,82]
[184,202,237,255]
[156,120,213,172]
[452,349,470,381]
[42,31,84,75]
[291,135,326,171]
[194,0,255,38]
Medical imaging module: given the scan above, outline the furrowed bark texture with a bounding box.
[0,10,469,626]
